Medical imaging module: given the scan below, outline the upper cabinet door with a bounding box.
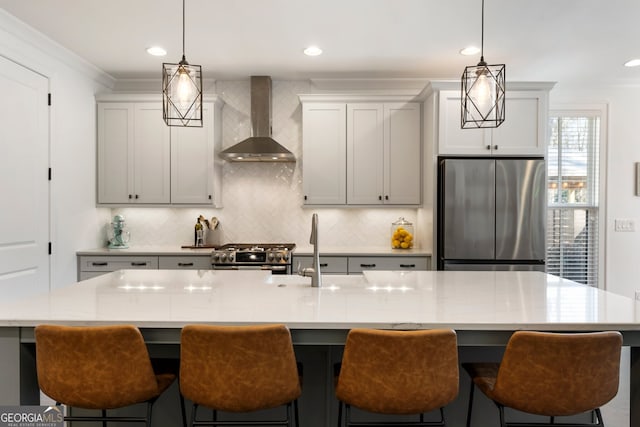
[97,103,133,204]
[133,103,170,203]
[347,103,384,204]
[384,103,421,204]
[490,91,546,156]
[302,103,347,205]
[438,89,548,156]
[438,91,490,155]
[171,103,218,205]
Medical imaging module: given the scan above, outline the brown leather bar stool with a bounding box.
[463,331,623,427]
[179,324,301,427]
[335,328,459,427]
[35,324,178,427]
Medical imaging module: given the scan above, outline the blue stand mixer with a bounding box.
[107,215,130,249]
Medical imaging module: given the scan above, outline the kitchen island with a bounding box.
[1,269,639,426]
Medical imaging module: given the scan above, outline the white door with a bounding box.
[134,103,171,203]
[302,103,347,205]
[347,103,384,204]
[384,103,421,204]
[0,56,50,300]
[171,103,214,204]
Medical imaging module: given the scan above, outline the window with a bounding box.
[546,108,604,287]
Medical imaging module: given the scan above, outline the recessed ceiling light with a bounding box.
[624,59,640,67]
[146,46,167,57]
[460,46,481,56]
[304,46,323,56]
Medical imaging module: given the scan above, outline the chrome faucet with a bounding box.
[298,213,322,287]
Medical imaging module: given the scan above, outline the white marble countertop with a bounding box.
[76,245,432,257]
[1,270,637,330]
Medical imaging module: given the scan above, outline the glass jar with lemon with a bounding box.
[391,217,414,249]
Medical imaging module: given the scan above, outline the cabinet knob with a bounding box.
[304,195,308,201]
[494,145,498,150]
[208,195,212,200]
[486,145,491,150]
[135,194,139,199]
[385,195,389,200]
[128,194,132,199]
[378,195,382,201]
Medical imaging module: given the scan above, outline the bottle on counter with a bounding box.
[194,218,204,247]
[391,217,414,249]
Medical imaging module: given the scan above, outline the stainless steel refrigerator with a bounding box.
[437,157,546,271]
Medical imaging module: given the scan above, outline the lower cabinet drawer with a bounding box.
[348,256,429,274]
[292,256,348,274]
[158,256,212,270]
[79,256,159,272]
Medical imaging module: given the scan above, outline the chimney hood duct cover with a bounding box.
[220,76,295,162]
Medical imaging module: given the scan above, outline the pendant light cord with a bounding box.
[480,0,485,62]
[182,0,186,57]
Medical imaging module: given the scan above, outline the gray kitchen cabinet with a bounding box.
[347,256,429,274]
[77,255,159,281]
[299,95,421,206]
[96,94,223,207]
[292,254,430,275]
[158,256,212,270]
[292,255,349,274]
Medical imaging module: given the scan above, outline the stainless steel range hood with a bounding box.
[220,76,295,162]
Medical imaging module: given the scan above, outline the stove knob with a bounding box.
[283,253,289,261]
[220,253,227,262]
[229,254,235,262]
[212,253,220,262]
[268,253,275,261]
[275,253,283,261]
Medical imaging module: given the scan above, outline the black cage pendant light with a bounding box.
[461,0,505,129]
[162,0,203,127]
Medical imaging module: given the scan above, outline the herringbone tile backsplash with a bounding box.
[113,80,419,248]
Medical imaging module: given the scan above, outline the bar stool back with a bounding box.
[335,328,459,427]
[179,324,301,427]
[35,324,177,427]
[463,330,623,427]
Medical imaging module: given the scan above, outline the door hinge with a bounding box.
[48,167,52,181]
[48,242,52,255]
[47,93,51,106]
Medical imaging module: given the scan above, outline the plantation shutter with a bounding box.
[546,115,600,286]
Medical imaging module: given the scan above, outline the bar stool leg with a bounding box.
[466,382,475,427]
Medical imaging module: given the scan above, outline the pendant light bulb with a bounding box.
[176,67,194,109]
[469,69,494,113]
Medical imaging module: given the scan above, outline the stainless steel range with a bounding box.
[211,243,296,274]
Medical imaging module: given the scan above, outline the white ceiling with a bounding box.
[1,0,639,85]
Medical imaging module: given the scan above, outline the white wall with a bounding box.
[551,82,640,299]
[0,10,112,289]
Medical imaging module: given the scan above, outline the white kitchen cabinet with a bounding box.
[96,94,223,206]
[170,102,222,206]
[300,95,421,206]
[438,90,548,156]
[302,102,347,204]
[97,102,170,204]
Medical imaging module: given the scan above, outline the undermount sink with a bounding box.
[268,274,366,288]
